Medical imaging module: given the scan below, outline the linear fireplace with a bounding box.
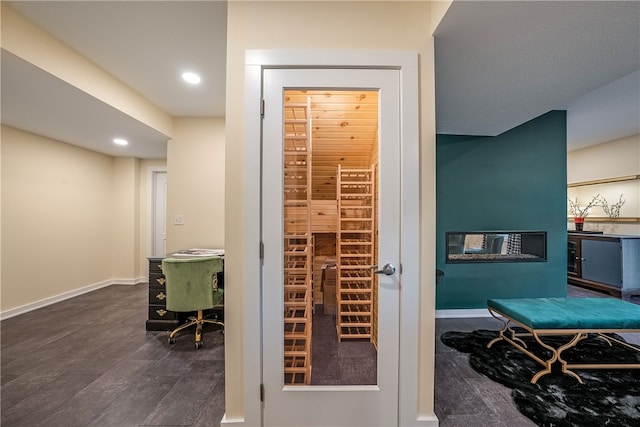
[446,231,547,263]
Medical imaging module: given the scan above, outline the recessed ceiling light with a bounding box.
[113,138,128,146]
[182,71,201,85]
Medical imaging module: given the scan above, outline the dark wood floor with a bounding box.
[434,285,640,427]
[1,284,225,427]
[1,283,636,426]
[434,315,537,427]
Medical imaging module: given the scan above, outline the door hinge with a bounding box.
[260,241,264,260]
[260,99,265,118]
[260,383,265,402]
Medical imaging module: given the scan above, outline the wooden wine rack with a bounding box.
[336,165,375,341]
[283,100,313,384]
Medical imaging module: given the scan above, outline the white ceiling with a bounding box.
[2,0,227,159]
[1,49,171,159]
[2,1,639,159]
[435,1,640,150]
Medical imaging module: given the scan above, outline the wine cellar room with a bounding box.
[282,89,381,385]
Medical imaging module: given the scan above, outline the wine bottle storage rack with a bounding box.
[336,165,375,341]
[282,100,313,384]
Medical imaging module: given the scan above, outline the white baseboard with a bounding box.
[0,279,139,320]
[435,308,492,318]
[220,413,440,426]
[112,276,147,285]
[219,414,246,426]
[415,415,440,426]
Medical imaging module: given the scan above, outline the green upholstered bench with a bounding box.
[487,297,640,384]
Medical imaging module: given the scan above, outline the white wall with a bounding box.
[567,134,640,235]
[224,1,437,424]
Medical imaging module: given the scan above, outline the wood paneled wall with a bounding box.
[285,90,379,201]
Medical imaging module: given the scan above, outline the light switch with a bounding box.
[174,215,185,225]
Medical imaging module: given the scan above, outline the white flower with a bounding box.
[568,195,599,218]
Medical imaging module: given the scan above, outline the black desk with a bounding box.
[145,253,224,331]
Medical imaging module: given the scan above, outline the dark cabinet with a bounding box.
[567,238,580,278]
[146,254,225,331]
[146,256,180,331]
[568,233,640,300]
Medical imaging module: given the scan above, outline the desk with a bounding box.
[146,251,224,331]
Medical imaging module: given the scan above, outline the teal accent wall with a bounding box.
[436,111,568,309]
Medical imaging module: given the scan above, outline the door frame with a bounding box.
[147,166,167,258]
[232,50,425,427]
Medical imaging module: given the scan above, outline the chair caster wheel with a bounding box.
[195,341,204,349]
[168,337,176,344]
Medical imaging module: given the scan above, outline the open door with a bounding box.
[261,68,401,426]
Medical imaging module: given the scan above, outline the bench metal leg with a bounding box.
[487,308,527,349]
[487,308,588,384]
[486,305,640,384]
[530,331,586,384]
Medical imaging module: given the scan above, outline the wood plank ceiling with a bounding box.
[284,90,379,200]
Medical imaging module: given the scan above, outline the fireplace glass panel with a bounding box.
[446,231,547,263]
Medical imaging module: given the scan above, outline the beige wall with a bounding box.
[1,4,226,316]
[225,1,437,423]
[0,126,172,316]
[1,3,177,315]
[112,157,141,281]
[1,126,115,312]
[166,117,225,253]
[568,134,640,183]
[430,0,454,34]
[0,124,2,310]
[567,134,640,235]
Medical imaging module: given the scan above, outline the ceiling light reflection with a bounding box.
[182,72,201,84]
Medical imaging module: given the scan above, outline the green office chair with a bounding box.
[162,256,224,349]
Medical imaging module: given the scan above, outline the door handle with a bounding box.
[370,263,396,275]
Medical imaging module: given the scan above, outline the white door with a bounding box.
[153,171,167,256]
[262,68,401,426]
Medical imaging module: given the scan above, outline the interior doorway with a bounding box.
[282,89,380,386]
[152,170,167,257]
[236,49,427,427]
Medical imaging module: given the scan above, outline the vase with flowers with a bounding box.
[598,194,625,218]
[568,194,599,231]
